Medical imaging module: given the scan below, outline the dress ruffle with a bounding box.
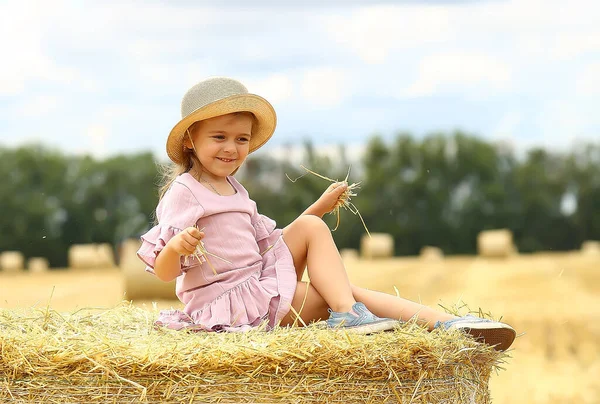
[154,270,276,332]
[137,224,198,275]
[154,234,297,333]
[196,273,278,331]
[253,214,277,253]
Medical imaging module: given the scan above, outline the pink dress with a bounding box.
[136,173,298,332]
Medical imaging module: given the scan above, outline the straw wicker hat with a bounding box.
[167,77,276,164]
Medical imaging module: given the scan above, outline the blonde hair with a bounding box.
[157,112,257,201]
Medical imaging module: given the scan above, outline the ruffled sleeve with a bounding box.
[250,200,278,253]
[137,180,205,275]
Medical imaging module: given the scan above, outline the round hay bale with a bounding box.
[477,229,513,258]
[68,244,100,269]
[0,251,25,273]
[96,243,116,267]
[360,233,394,259]
[420,246,444,261]
[28,257,49,273]
[68,244,116,269]
[120,238,176,301]
[581,240,600,256]
[340,248,359,262]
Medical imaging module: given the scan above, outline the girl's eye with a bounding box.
[238,138,250,142]
[212,135,225,140]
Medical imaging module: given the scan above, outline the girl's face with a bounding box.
[185,113,253,181]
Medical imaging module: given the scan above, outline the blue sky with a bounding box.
[1,0,599,161]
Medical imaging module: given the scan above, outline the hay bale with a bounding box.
[97,243,116,267]
[340,248,359,262]
[0,303,505,403]
[477,229,513,258]
[120,238,176,301]
[68,244,100,269]
[420,246,444,261]
[27,257,49,273]
[68,243,116,269]
[360,233,394,259]
[581,240,600,256]
[0,251,24,273]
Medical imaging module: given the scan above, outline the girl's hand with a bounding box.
[311,182,348,217]
[166,227,205,256]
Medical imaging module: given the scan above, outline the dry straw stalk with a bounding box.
[183,226,232,275]
[287,165,371,237]
[0,303,507,403]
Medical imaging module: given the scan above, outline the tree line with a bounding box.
[1,131,598,268]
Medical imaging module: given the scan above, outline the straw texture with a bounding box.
[0,302,507,403]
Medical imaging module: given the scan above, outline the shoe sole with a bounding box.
[332,319,402,335]
[450,322,516,351]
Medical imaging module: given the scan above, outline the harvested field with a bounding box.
[1,252,599,403]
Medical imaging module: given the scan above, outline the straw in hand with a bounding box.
[287,165,371,237]
[183,226,232,274]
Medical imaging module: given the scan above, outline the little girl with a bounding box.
[137,77,516,351]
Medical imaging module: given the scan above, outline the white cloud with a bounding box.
[2,0,600,157]
[575,63,600,95]
[324,0,600,84]
[493,111,522,138]
[239,41,273,63]
[552,33,600,60]
[301,67,349,107]
[13,95,61,117]
[47,3,221,54]
[0,1,99,95]
[325,5,453,64]
[99,104,136,121]
[262,142,365,167]
[404,52,512,97]
[535,100,596,151]
[0,3,60,94]
[127,38,197,61]
[245,74,295,105]
[137,64,175,85]
[85,125,110,158]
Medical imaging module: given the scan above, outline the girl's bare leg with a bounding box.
[351,285,456,330]
[279,282,456,330]
[282,215,356,313]
[280,215,457,329]
[279,281,329,326]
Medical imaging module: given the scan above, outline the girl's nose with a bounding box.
[223,141,236,153]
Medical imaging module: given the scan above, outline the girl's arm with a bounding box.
[154,227,204,282]
[302,182,348,218]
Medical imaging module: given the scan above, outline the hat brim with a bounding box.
[167,94,276,165]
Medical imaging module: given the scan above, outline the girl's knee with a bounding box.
[295,215,328,233]
[283,215,330,249]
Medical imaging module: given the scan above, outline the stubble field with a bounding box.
[1,251,598,403]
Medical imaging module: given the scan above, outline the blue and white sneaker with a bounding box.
[435,314,516,351]
[326,302,400,334]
